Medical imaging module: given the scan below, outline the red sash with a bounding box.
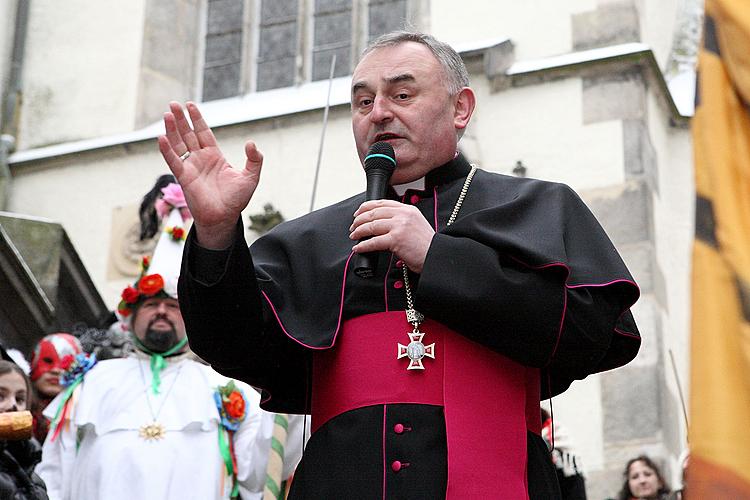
[311,311,540,499]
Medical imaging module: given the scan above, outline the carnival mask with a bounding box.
[30,333,82,381]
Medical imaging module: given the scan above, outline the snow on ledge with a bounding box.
[666,70,696,117]
[9,39,693,165]
[9,77,353,165]
[507,42,651,75]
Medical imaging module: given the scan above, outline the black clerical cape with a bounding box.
[180,155,640,499]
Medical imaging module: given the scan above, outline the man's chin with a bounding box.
[142,328,179,353]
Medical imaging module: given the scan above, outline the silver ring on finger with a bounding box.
[179,151,191,161]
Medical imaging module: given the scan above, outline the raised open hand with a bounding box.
[158,101,262,249]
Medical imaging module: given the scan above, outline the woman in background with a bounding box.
[617,455,672,500]
[0,359,48,499]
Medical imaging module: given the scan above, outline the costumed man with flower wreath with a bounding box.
[36,178,304,500]
[159,31,643,499]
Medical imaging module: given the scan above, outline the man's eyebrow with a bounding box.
[351,73,416,95]
[386,73,415,85]
[352,81,369,95]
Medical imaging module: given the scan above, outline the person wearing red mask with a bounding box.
[28,334,82,443]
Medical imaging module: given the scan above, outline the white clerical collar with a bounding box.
[393,176,426,196]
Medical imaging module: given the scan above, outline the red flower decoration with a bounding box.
[215,381,247,431]
[171,227,185,241]
[138,274,165,296]
[226,391,246,419]
[141,256,151,272]
[122,286,140,304]
[166,226,186,241]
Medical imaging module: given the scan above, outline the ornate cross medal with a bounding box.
[397,329,435,369]
[394,166,477,371]
[397,309,435,370]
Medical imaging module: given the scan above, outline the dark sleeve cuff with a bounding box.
[189,239,232,286]
[185,220,245,286]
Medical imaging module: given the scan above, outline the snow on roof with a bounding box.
[9,39,692,165]
[666,69,697,117]
[452,37,511,54]
[8,76,353,165]
[507,42,651,75]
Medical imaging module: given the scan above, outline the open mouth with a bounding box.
[374,133,402,142]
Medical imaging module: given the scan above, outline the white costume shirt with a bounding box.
[37,353,304,500]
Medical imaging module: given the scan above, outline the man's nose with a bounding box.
[369,96,393,123]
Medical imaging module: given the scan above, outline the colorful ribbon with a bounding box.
[48,378,82,442]
[48,353,97,442]
[218,428,240,498]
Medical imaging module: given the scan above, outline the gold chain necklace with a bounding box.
[397,165,477,370]
[137,357,184,440]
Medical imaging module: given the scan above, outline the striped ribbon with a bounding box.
[48,378,83,442]
[263,413,289,500]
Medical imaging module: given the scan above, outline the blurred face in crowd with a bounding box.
[34,370,62,399]
[0,370,28,413]
[132,297,186,353]
[30,333,81,398]
[627,459,662,499]
[351,41,474,185]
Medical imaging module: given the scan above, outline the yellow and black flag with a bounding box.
[689,1,750,497]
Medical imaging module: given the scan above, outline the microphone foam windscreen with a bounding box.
[364,141,396,172]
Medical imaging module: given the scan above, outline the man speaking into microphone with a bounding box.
[159,31,641,499]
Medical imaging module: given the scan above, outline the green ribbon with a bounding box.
[131,336,188,394]
[218,428,239,498]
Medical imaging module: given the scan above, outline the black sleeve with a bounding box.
[414,233,566,367]
[179,221,266,369]
[179,222,311,412]
[414,233,625,378]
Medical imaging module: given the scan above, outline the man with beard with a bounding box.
[36,181,304,500]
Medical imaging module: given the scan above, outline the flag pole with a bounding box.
[668,349,689,436]
[309,54,337,213]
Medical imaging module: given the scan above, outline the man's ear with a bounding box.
[453,87,476,131]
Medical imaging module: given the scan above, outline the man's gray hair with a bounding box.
[361,31,470,95]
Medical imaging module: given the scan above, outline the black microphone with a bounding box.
[354,141,396,278]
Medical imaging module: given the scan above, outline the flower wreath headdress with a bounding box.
[117,180,192,319]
